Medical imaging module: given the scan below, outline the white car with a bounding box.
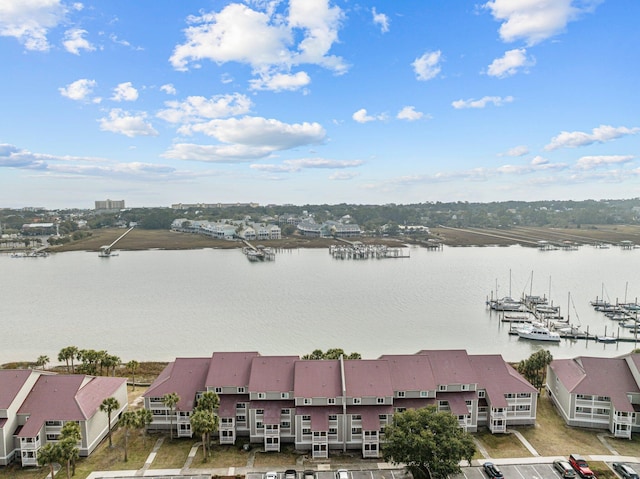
[336,470,349,479]
[266,472,278,479]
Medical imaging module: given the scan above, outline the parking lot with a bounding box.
[454,464,564,479]
[248,468,411,479]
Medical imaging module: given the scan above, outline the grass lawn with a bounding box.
[150,436,194,469]
[474,429,532,458]
[517,390,610,456]
[253,447,300,468]
[190,444,252,468]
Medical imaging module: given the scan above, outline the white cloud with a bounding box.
[63,28,95,55]
[483,0,602,46]
[396,106,424,121]
[0,0,67,51]
[329,171,358,180]
[98,109,158,137]
[412,50,442,81]
[372,7,389,33]
[170,0,347,87]
[352,108,386,123]
[545,125,640,150]
[452,96,514,109]
[59,78,99,102]
[157,94,253,124]
[249,71,311,91]
[251,158,363,173]
[486,48,533,78]
[162,143,273,162]
[501,145,529,157]
[185,116,325,148]
[160,84,177,95]
[575,155,635,170]
[111,82,139,102]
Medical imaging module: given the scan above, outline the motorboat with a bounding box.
[517,325,561,342]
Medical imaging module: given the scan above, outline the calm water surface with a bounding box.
[1,245,639,365]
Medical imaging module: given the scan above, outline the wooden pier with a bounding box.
[329,243,409,259]
[242,241,275,261]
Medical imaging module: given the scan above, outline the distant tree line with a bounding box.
[2,198,640,235]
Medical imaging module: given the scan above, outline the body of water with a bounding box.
[1,245,639,365]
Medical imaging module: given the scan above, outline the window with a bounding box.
[378,414,387,420]
[478,391,486,398]
[313,431,327,437]
[352,414,361,420]
[256,421,264,429]
[353,398,361,404]
[329,428,337,434]
[237,402,246,409]
[237,387,245,393]
[466,400,472,406]
[395,407,406,413]
[256,409,264,415]
[517,392,531,398]
[304,398,312,405]
[236,415,246,422]
[328,415,337,421]
[45,421,62,426]
[438,385,447,391]
[303,428,311,434]
[351,427,362,435]
[281,421,291,428]
[302,415,311,421]
[257,392,266,399]
[327,398,336,405]
[281,408,290,415]
[461,384,469,391]
[281,392,289,399]
[516,405,530,411]
[420,391,428,397]
[597,396,610,401]
[214,387,223,393]
[377,397,385,404]
[397,391,405,398]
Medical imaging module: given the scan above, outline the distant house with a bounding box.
[143,349,536,459]
[546,353,640,439]
[0,371,127,467]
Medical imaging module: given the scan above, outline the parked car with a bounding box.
[483,462,504,478]
[265,472,278,479]
[554,460,577,478]
[336,470,349,479]
[285,470,297,479]
[304,470,316,479]
[613,463,639,479]
[569,454,595,479]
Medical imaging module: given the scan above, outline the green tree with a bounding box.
[126,360,140,391]
[196,391,220,447]
[190,409,217,461]
[162,392,180,440]
[100,397,120,447]
[58,437,79,479]
[119,411,139,462]
[58,346,79,374]
[60,421,81,476]
[36,355,49,370]
[383,406,476,479]
[38,442,60,479]
[136,408,153,446]
[301,348,361,360]
[517,349,553,390]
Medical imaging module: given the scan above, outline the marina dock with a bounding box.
[329,242,410,259]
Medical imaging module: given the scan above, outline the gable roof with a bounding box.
[416,350,477,386]
[248,356,298,393]
[293,360,342,398]
[343,359,393,397]
[551,356,640,413]
[378,354,436,391]
[144,357,211,410]
[0,370,37,410]
[17,375,125,437]
[469,354,537,408]
[206,351,259,388]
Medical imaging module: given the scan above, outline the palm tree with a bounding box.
[36,355,49,370]
[126,360,139,391]
[162,392,180,440]
[119,411,139,462]
[58,347,73,373]
[58,437,79,479]
[100,397,120,447]
[38,442,60,478]
[60,421,81,476]
[196,391,219,448]
[190,409,217,462]
[136,408,153,446]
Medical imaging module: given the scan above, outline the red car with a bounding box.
[569,454,596,479]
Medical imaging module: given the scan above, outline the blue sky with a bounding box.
[1,0,639,209]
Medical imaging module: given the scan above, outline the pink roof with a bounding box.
[347,405,393,429]
[378,354,436,391]
[248,356,298,392]
[144,357,211,410]
[0,370,34,409]
[551,356,640,413]
[218,394,248,417]
[436,391,475,415]
[17,375,125,437]
[416,350,477,386]
[293,360,342,398]
[393,397,436,409]
[469,354,537,408]
[250,400,293,425]
[343,360,393,397]
[295,406,343,430]
[206,352,259,388]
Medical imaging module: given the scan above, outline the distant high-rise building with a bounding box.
[95,199,125,211]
